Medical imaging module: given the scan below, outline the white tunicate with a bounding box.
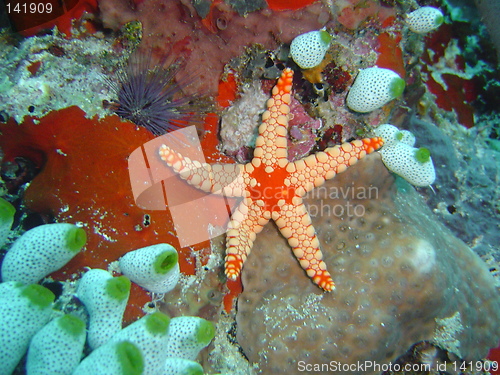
[165,316,215,361]
[26,314,86,375]
[76,269,130,350]
[72,340,143,375]
[374,124,400,147]
[290,30,332,69]
[0,284,55,374]
[346,67,405,113]
[1,223,86,284]
[379,142,436,186]
[406,6,444,34]
[107,311,170,375]
[119,243,180,294]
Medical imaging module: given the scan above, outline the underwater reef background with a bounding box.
[0,0,500,374]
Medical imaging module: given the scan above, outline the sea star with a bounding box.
[159,68,383,291]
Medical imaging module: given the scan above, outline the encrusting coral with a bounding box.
[96,0,330,96]
[236,154,500,373]
[219,80,269,162]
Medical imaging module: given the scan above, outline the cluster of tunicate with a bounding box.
[235,155,500,374]
[374,124,436,186]
[0,202,215,374]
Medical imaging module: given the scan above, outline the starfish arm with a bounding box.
[225,198,271,280]
[285,137,384,194]
[211,163,253,197]
[272,199,335,291]
[251,68,293,172]
[159,145,249,197]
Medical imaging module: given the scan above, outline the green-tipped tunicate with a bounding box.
[389,76,406,100]
[375,125,415,147]
[374,124,436,186]
[0,284,54,375]
[290,29,332,69]
[109,311,171,374]
[119,243,180,294]
[380,142,436,186]
[107,276,132,302]
[26,314,86,375]
[165,316,215,361]
[196,319,215,347]
[76,269,130,349]
[59,313,86,337]
[407,6,444,34]
[117,341,144,375]
[1,223,87,284]
[155,249,178,274]
[346,67,405,113]
[146,311,171,334]
[72,340,144,375]
[21,284,55,309]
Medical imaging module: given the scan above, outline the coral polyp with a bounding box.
[108,54,200,135]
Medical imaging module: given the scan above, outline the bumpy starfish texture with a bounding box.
[159,68,383,291]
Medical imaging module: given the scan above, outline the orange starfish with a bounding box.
[159,68,383,291]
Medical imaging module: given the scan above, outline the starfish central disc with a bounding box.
[159,68,384,292]
[247,166,297,212]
